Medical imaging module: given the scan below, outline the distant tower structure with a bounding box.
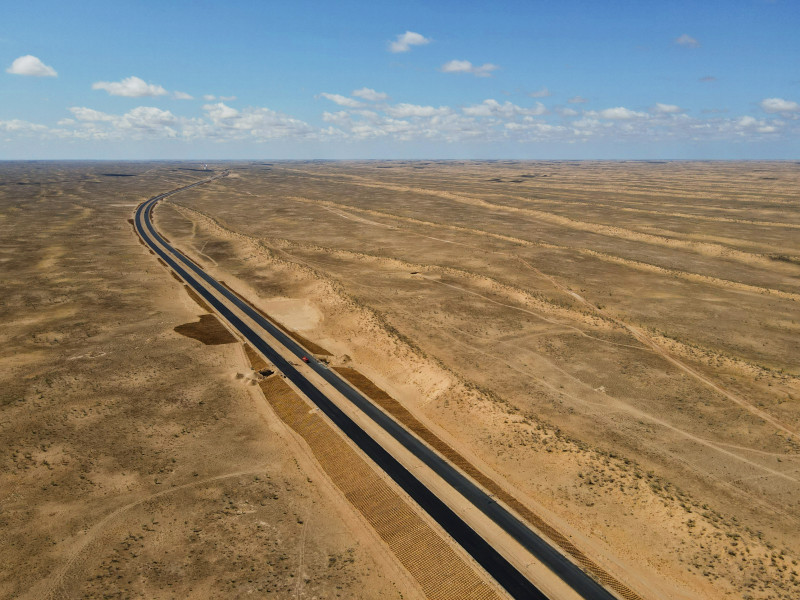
[203,163,208,170]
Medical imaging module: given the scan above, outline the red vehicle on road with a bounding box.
[301,356,309,363]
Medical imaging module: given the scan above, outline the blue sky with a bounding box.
[1,0,798,159]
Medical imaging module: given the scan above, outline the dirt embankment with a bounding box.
[255,369,501,600]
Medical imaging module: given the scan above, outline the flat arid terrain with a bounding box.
[2,160,799,599]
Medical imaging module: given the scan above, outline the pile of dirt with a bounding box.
[174,314,237,345]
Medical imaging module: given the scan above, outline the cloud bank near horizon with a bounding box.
[4,93,795,151]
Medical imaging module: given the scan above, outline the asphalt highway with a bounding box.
[134,175,623,600]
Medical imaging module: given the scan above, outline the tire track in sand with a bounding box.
[29,468,267,600]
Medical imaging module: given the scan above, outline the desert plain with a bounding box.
[2,160,799,599]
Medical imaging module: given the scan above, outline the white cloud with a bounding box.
[736,116,756,127]
[322,111,479,142]
[441,60,499,77]
[319,93,363,108]
[54,102,318,142]
[389,31,431,53]
[219,95,237,102]
[463,99,546,118]
[322,110,352,125]
[0,119,48,132]
[321,105,571,143]
[203,102,239,120]
[120,106,178,131]
[6,55,57,77]
[441,60,471,73]
[504,121,565,136]
[594,107,647,120]
[557,107,579,116]
[760,97,799,114]
[523,103,548,116]
[173,91,194,100]
[385,103,451,118]
[195,102,316,140]
[529,87,551,98]
[352,87,388,101]
[58,106,180,140]
[69,106,116,122]
[653,103,682,114]
[734,116,777,133]
[567,96,588,104]
[675,34,700,48]
[92,76,167,97]
[203,94,217,101]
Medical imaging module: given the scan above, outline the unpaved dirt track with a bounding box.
[30,468,264,600]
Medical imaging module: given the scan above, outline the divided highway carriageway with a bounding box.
[134,172,633,600]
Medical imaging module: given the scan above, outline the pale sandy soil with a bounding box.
[0,162,414,599]
[157,160,800,600]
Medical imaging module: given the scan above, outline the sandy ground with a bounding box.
[155,160,800,600]
[0,162,415,599]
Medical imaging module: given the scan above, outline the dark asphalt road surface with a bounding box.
[135,177,622,600]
